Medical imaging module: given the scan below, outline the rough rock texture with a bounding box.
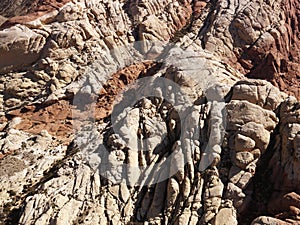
[0,0,71,28]
[0,0,299,225]
[199,0,300,99]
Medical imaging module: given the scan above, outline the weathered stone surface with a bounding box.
[213,207,238,225]
[227,100,278,131]
[199,0,300,99]
[234,134,256,152]
[0,0,71,26]
[231,80,287,111]
[0,25,46,72]
[234,151,255,170]
[0,0,299,225]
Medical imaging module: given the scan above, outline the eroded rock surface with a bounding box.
[199,0,300,99]
[0,0,299,225]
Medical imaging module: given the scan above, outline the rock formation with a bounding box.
[0,0,299,225]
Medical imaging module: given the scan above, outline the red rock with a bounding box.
[0,0,71,29]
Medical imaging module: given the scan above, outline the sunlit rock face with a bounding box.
[0,0,299,225]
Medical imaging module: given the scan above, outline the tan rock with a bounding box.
[231,80,286,111]
[54,199,82,225]
[229,166,245,184]
[0,0,299,224]
[234,151,255,169]
[0,25,46,73]
[120,182,130,203]
[227,100,278,131]
[251,216,289,225]
[166,178,179,211]
[236,172,253,190]
[234,134,256,152]
[213,207,238,225]
[239,122,271,152]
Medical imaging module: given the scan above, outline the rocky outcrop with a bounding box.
[262,98,300,224]
[199,0,300,99]
[0,0,71,28]
[3,74,298,225]
[0,0,299,225]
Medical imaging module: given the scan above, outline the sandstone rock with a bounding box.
[234,133,256,152]
[0,25,46,72]
[0,0,299,225]
[199,0,300,99]
[236,172,253,190]
[166,178,180,212]
[251,216,290,225]
[234,151,255,170]
[213,207,238,225]
[226,182,245,208]
[239,122,271,153]
[251,149,261,159]
[231,80,287,111]
[0,15,6,26]
[227,100,278,131]
[55,3,83,22]
[54,199,82,225]
[229,166,245,185]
